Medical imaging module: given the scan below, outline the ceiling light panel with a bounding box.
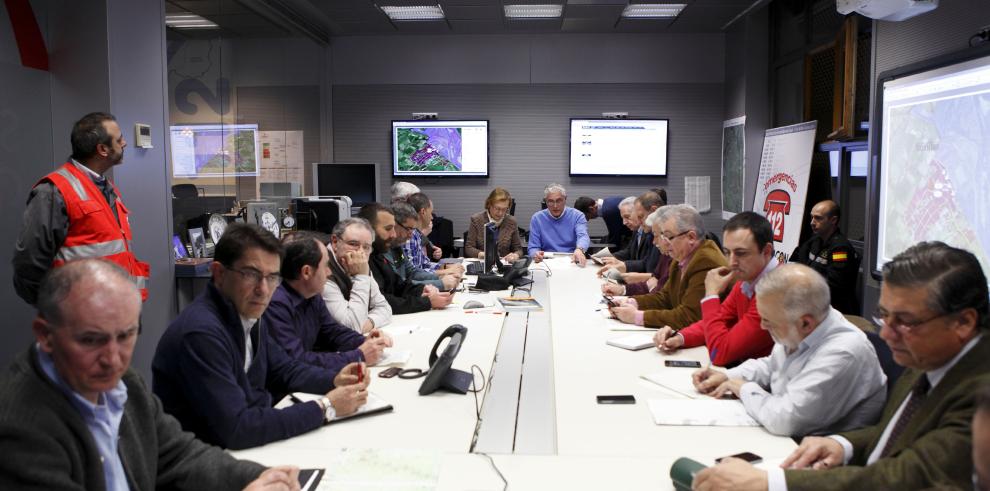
[504,4,564,18]
[621,3,687,18]
[165,13,219,29]
[378,5,446,21]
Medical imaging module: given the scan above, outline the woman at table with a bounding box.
[465,187,524,262]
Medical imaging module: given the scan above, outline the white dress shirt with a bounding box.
[727,307,887,437]
[240,316,256,372]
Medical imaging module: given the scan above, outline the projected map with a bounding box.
[395,127,462,172]
[880,88,990,274]
[170,124,259,177]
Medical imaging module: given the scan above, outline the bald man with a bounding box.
[790,200,860,314]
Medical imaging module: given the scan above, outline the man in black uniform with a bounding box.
[790,200,860,314]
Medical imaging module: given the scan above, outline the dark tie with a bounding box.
[879,375,930,457]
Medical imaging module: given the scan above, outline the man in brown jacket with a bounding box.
[610,204,727,329]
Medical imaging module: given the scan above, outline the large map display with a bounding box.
[396,127,463,172]
[877,54,990,275]
[170,124,259,178]
[391,120,489,177]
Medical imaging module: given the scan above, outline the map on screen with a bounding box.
[391,120,488,177]
[396,127,462,172]
[170,124,259,178]
[877,54,990,276]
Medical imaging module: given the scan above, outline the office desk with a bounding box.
[230,256,797,488]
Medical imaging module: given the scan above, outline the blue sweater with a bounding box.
[263,283,365,373]
[152,283,334,450]
[528,207,590,256]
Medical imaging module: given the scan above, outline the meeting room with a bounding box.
[2,1,990,489]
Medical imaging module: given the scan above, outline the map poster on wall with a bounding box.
[752,121,817,263]
[258,130,304,185]
[721,116,746,220]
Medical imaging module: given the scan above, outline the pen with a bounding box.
[357,364,364,384]
[289,394,304,405]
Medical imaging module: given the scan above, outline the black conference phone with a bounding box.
[419,324,473,395]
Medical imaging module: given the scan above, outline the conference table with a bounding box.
[230,255,797,490]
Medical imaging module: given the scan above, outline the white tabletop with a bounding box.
[229,256,797,487]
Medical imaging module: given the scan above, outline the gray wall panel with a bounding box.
[332,83,725,237]
[332,33,724,86]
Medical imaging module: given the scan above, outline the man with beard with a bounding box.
[13,112,150,304]
[356,203,452,314]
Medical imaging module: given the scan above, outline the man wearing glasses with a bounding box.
[609,204,726,330]
[322,218,392,333]
[153,224,368,450]
[528,183,591,266]
[694,241,990,491]
[653,211,776,367]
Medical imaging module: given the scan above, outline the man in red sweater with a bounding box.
[653,211,776,366]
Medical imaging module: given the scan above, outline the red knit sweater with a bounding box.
[678,281,774,366]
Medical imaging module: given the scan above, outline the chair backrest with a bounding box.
[845,314,904,393]
[172,183,199,199]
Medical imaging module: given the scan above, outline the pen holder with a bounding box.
[669,457,707,491]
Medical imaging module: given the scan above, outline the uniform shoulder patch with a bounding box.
[832,251,848,262]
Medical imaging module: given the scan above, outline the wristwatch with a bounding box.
[319,396,336,422]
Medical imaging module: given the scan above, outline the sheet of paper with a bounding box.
[684,175,711,213]
[291,391,392,421]
[641,373,703,399]
[606,333,654,350]
[374,349,411,367]
[647,399,759,426]
[315,448,440,491]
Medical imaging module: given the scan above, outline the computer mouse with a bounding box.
[463,300,485,309]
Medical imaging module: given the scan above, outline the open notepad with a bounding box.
[647,399,759,427]
[607,333,655,351]
[372,348,412,367]
[291,391,393,424]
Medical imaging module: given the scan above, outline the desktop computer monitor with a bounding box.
[294,197,347,233]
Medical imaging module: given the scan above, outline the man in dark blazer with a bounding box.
[693,241,990,491]
[597,190,666,277]
[575,195,631,251]
[356,203,451,314]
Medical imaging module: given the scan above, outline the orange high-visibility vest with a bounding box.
[42,162,150,300]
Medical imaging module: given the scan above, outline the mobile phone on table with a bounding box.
[716,452,762,464]
[378,367,402,378]
[665,360,702,368]
[602,295,618,307]
[596,394,636,404]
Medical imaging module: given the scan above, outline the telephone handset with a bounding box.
[418,324,473,395]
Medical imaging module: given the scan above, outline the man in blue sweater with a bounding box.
[264,232,390,369]
[528,183,591,266]
[153,224,368,450]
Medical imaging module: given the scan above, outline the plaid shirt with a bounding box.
[402,229,439,272]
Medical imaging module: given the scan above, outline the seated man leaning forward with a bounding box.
[0,259,300,490]
[693,241,990,491]
[652,211,776,366]
[323,217,392,334]
[610,204,726,330]
[153,223,369,450]
[692,263,886,438]
[264,232,391,369]
[528,182,590,266]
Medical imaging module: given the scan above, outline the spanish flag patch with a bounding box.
[832,251,848,262]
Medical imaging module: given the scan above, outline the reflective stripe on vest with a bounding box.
[52,166,89,201]
[54,239,127,262]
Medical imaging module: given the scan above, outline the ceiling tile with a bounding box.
[562,17,616,31]
[449,19,507,33]
[565,4,624,18]
[445,4,501,19]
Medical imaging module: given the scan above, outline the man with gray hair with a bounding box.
[390,181,420,203]
[610,204,726,329]
[0,259,300,489]
[691,263,886,438]
[528,183,590,266]
[323,217,392,333]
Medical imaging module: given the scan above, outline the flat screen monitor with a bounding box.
[312,163,379,206]
[871,46,990,280]
[569,119,668,176]
[170,124,260,178]
[294,197,345,234]
[391,120,489,177]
